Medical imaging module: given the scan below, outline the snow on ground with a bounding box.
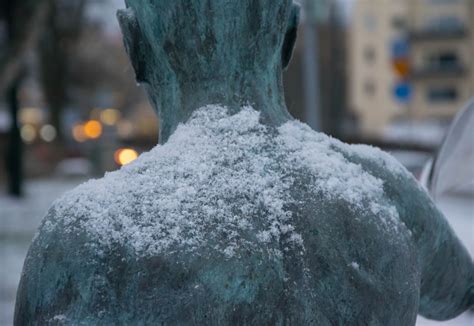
[0,179,84,326]
[0,176,472,325]
[1,179,83,236]
[416,194,474,326]
[437,195,474,257]
[417,314,473,326]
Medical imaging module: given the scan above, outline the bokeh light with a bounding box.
[83,120,103,139]
[39,125,57,142]
[117,120,133,139]
[114,148,138,166]
[20,124,37,143]
[19,107,43,125]
[100,108,121,126]
[72,124,87,143]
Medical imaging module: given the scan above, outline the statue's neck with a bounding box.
[146,69,292,144]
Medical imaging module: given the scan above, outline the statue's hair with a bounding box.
[122,0,296,76]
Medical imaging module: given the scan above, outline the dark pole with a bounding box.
[4,0,23,197]
[6,78,23,197]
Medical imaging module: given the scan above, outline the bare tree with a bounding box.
[0,0,49,94]
[39,0,88,141]
[0,0,49,197]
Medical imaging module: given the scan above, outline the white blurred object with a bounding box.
[423,99,474,199]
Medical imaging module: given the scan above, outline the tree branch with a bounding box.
[0,0,50,95]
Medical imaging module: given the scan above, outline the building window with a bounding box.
[364,80,376,96]
[424,16,464,32]
[425,0,461,4]
[426,51,459,68]
[364,14,376,32]
[364,47,376,63]
[427,87,458,102]
[392,17,406,30]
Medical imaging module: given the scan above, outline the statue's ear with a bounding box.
[117,8,149,83]
[281,4,300,70]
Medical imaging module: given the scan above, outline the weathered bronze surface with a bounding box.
[15,1,473,325]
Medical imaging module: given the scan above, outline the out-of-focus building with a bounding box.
[285,0,347,138]
[349,0,474,138]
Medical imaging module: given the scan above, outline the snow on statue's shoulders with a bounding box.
[46,106,406,258]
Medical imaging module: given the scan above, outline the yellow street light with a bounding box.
[114,148,138,166]
[100,108,121,126]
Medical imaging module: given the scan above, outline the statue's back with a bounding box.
[14,0,473,323]
[15,107,423,325]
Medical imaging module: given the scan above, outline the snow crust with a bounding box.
[46,106,403,257]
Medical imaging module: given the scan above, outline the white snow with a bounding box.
[277,123,386,207]
[278,122,403,231]
[350,262,360,270]
[47,106,404,258]
[50,106,302,257]
[1,104,472,324]
[52,314,68,322]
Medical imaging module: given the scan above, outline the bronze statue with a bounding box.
[15,1,473,324]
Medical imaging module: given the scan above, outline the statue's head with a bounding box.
[118,0,300,142]
[118,0,299,86]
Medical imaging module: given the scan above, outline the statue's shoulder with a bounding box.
[336,141,427,199]
[338,143,410,180]
[276,120,414,202]
[331,140,441,235]
[277,119,408,178]
[333,140,429,204]
[46,172,126,222]
[33,168,140,252]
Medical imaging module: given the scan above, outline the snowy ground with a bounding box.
[0,179,84,325]
[0,178,472,325]
[416,195,474,326]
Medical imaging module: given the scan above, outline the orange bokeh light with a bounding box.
[72,124,87,142]
[83,120,103,139]
[114,148,138,166]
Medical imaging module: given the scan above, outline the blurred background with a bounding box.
[0,0,472,325]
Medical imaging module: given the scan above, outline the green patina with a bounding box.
[117,0,299,143]
[14,1,473,325]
